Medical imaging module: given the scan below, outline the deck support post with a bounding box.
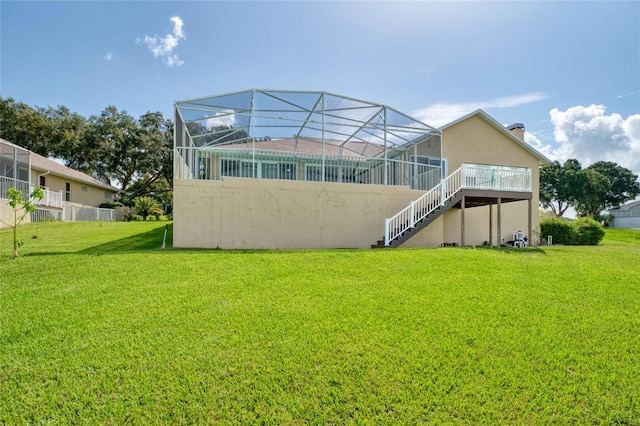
[489,204,494,246]
[497,197,502,247]
[528,198,533,246]
[461,195,466,247]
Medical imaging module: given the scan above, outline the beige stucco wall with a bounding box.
[31,171,115,207]
[0,200,31,228]
[174,178,425,249]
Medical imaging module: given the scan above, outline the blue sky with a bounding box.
[1,1,639,176]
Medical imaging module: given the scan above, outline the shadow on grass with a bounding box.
[474,245,547,254]
[23,224,173,257]
[80,223,173,255]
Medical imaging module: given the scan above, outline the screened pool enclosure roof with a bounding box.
[174,89,440,156]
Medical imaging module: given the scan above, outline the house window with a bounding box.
[39,175,46,189]
[411,156,447,177]
[262,162,296,180]
[104,192,112,199]
[81,186,88,192]
[221,159,296,180]
[65,183,71,202]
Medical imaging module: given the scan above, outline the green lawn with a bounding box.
[1,222,639,424]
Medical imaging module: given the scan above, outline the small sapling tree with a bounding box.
[1,187,44,258]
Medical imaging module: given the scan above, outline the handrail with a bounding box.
[385,167,463,246]
[384,165,531,246]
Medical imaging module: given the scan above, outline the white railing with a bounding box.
[1,177,64,209]
[175,146,442,191]
[384,165,531,246]
[1,176,30,199]
[34,187,63,208]
[462,164,531,192]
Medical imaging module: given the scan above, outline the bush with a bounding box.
[99,201,124,209]
[132,215,144,221]
[116,206,135,222]
[540,218,575,245]
[573,217,605,245]
[540,217,604,245]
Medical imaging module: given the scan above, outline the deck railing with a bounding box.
[175,146,442,191]
[1,176,65,209]
[385,164,531,246]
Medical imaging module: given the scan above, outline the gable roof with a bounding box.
[30,152,120,193]
[609,200,640,212]
[439,109,552,165]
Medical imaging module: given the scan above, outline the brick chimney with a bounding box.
[507,123,525,140]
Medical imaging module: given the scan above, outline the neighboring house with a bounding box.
[609,200,640,228]
[0,138,120,227]
[173,89,550,249]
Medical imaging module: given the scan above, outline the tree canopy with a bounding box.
[540,159,640,218]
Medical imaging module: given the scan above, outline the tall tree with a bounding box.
[0,97,50,155]
[539,159,583,217]
[586,161,640,210]
[574,169,612,218]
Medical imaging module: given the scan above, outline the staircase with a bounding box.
[372,164,533,248]
[372,167,464,248]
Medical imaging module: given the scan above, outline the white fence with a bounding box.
[63,205,123,222]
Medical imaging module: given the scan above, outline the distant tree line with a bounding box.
[540,159,640,220]
[0,96,173,208]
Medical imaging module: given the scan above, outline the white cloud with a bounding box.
[104,52,115,61]
[413,92,549,127]
[548,104,640,175]
[139,16,185,67]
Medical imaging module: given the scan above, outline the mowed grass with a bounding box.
[1,222,639,424]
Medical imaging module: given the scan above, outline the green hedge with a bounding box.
[540,217,604,245]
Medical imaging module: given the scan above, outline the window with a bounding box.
[65,182,71,202]
[104,191,112,199]
[411,156,447,177]
[221,159,257,178]
[221,159,296,180]
[81,186,88,192]
[39,175,46,189]
[262,162,296,180]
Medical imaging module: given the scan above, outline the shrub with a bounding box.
[540,217,605,245]
[132,215,144,221]
[116,206,135,222]
[540,218,575,245]
[99,201,124,209]
[573,217,605,245]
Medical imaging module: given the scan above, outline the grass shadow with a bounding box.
[474,245,547,254]
[21,223,173,257]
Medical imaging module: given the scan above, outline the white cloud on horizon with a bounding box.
[412,92,549,127]
[548,104,640,175]
[138,16,185,67]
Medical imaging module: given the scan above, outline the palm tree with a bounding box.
[133,196,163,220]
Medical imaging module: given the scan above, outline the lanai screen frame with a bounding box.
[174,89,442,187]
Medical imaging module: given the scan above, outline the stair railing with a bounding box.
[385,167,464,246]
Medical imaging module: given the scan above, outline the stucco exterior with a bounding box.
[174,178,424,249]
[173,108,549,249]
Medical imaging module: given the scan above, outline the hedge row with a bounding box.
[540,217,605,245]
